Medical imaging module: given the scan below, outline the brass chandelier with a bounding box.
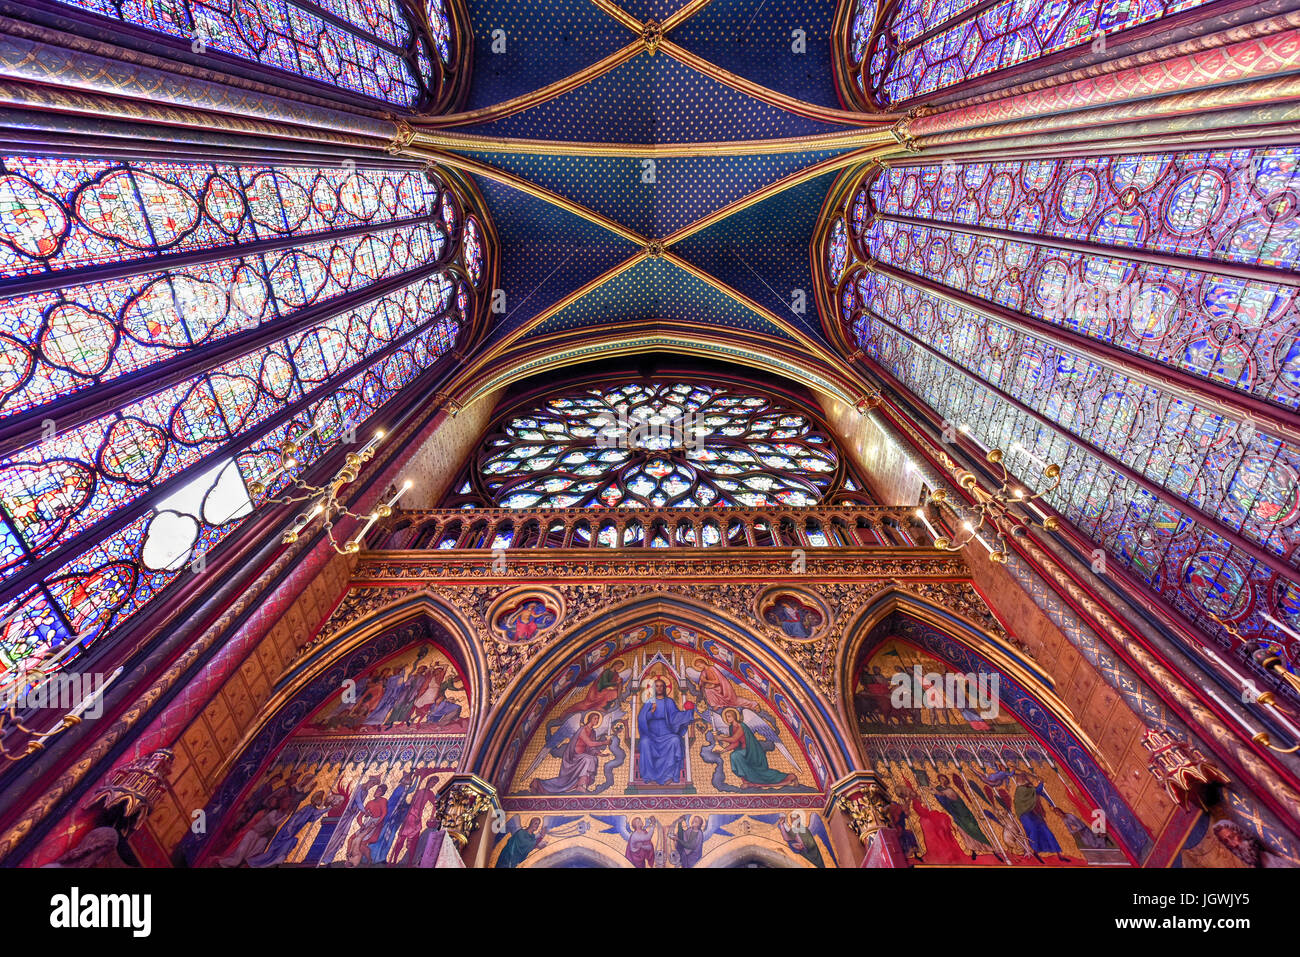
[915,443,1062,563]
[251,425,411,555]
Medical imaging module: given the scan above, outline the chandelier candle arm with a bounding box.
[357,431,386,459]
[1022,497,1051,522]
[914,508,941,543]
[1194,644,1293,738]
[0,634,84,696]
[0,663,121,762]
[345,513,379,554]
[923,451,1062,562]
[284,502,327,542]
[1010,442,1050,471]
[347,481,414,553]
[1254,692,1300,744]
[957,424,989,453]
[293,423,321,446]
[1203,686,1261,738]
[67,667,123,722]
[966,523,997,556]
[379,479,413,514]
[1200,611,1300,752]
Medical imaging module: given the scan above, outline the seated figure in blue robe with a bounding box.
[636,678,696,785]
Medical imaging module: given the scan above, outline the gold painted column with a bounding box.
[825,771,913,868]
[433,775,501,868]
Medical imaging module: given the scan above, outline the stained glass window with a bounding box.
[870,149,1300,270]
[849,0,1218,108]
[462,216,484,287]
[825,142,1300,674]
[0,270,456,557]
[848,0,878,65]
[859,272,1300,559]
[47,0,453,109]
[827,217,849,284]
[427,0,454,64]
[447,382,859,510]
[0,157,434,281]
[0,157,486,682]
[0,221,445,416]
[860,325,1300,674]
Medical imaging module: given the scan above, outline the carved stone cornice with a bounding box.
[888,110,921,152]
[352,552,966,583]
[836,782,893,843]
[307,564,1001,704]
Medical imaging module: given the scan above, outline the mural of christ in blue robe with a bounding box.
[636,678,696,784]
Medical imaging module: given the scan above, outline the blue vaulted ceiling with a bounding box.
[462,0,630,110]
[470,177,642,338]
[423,0,893,354]
[450,54,857,142]
[672,170,841,343]
[672,0,843,108]
[531,257,801,341]
[452,148,853,237]
[615,0,697,22]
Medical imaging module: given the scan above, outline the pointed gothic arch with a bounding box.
[475,594,856,787]
[176,597,487,866]
[472,594,855,868]
[839,590,1149,863]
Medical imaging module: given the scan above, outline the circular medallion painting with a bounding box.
[756,588,830,641]
[488,589,564,645]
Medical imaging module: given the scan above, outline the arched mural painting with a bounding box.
[855,638,1127,865]
[849,611,1148,866]
[488,618,838,869]
[186,619,473,867]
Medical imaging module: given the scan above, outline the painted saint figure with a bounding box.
[365,668,408,725]
[313,773,381,865]
[384,667,428,728]
[411,664,463,726]
[764,596,821,639]
[496,818,548,868]
[369,772,417,863]
[248,790,339,867]
[346,784,389,866]
[625,817,657,867]
[692,657,759,712]
[674,815,705,868]
[635,678,696,785]
[215,801,294,868]
[854,665,895,726]
[560,659,625,720]
[532,711,612,793]
[898,784,968,864]
[778,813,824,867]
[500,599,556,643]
[393,771,442,864]
[1054,806,1113,852]
[1013,771,1070,863]
[714,708,796,788]
[932,774,1003,862]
